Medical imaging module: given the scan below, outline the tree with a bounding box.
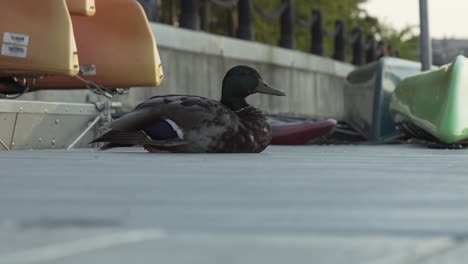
[157,0,420,62]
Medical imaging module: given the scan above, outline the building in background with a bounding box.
[432,38,468,65]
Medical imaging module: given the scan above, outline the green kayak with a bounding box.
[390,55,468,144]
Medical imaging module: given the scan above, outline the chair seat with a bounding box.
[34,0,164,91]
[0,0,79,78]
[66,0,96,16]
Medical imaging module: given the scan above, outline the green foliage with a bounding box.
[250,0,420,61]
[290,0,369,57]
[159,0,420,62]
[374,23,420,61]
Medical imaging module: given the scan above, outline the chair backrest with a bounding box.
[66,0,96,16]
[0,0,79,78]
[34,0,164,90]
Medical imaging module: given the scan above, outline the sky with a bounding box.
[361,0,468,40]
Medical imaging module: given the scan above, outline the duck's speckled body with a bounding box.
[91,66,285,153]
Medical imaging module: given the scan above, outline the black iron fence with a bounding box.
[138,0,399,66]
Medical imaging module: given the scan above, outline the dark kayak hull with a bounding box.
[271,119,336,145]
[344,57,426,141]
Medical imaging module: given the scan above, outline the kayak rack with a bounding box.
[0,99,120,151]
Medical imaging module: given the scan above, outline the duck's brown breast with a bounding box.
[211,106,271,153]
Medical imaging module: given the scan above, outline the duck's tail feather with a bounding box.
[90,130,148,145]
[90,130,187,150]
[100,143,134,150]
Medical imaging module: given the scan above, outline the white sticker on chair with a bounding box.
[3,32,30,46]
[80,65,97,76]
[1,43,28,58]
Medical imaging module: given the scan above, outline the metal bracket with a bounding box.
[0,138,11,151]
[66,101,122,150]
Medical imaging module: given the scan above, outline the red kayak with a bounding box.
[271,119,337,145]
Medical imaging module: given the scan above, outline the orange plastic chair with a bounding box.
[0,0,79,78]
[66,0,96,16]
[34,0,164,91]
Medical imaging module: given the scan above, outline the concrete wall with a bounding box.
[22,23,354,119]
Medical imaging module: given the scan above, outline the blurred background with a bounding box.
[138,0,468,66]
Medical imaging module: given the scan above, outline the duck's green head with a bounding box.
[220,65,286,111]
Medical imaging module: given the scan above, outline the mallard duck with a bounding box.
[91,65,286,153]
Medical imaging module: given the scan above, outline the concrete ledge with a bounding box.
[20,23,355,119]
[152,23,353,78]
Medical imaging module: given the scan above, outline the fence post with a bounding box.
[200,0,210,31]
[237,0,253,40]
[137,0,158,22]
[365,34,376,63]
[377,41,387,59]
[310,9,324,56]
[387,45,394,57]
[279,0,295,49]
[333,19,346,62]
[169,0,178,26]
[351,27,364,65]
[227,8,236,37]
[180,0,200,30]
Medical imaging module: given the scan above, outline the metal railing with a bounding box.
[138,0,399,66]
